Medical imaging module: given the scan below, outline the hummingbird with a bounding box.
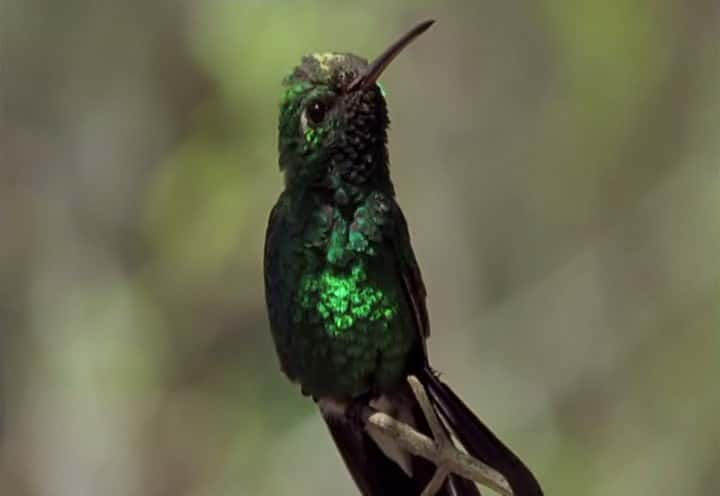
[264,20,543,496]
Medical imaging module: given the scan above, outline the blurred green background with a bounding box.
[1,0,719,494]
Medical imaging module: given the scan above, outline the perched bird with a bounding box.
[264,20,543,496]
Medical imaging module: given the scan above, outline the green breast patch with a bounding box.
[298,264,397,337]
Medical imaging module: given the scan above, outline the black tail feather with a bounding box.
[324,413,423,495]
[420,367,543,496]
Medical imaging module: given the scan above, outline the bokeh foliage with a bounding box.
[1,0,719,494]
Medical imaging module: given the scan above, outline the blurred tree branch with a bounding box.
[362,376,513,496]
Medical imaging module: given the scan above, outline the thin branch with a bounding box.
[409,375,453,492]
[408,376,448,450]
[361,375,513,496]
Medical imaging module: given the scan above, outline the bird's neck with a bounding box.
[285,158,393,216]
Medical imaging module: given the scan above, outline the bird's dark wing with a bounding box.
[264,193,301,382]
[386,199,431,345]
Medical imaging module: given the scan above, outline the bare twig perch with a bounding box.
[361,376,514,496]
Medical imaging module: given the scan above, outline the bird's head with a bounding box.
[277,20,434,201]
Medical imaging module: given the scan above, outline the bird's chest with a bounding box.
[281,194,413,398]
[294,195,395,335]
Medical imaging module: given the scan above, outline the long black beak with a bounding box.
[347,19,435,93]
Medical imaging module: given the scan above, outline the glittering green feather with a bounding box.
[299,264,397,337]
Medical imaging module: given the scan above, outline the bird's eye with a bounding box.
[306,100,327,124]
